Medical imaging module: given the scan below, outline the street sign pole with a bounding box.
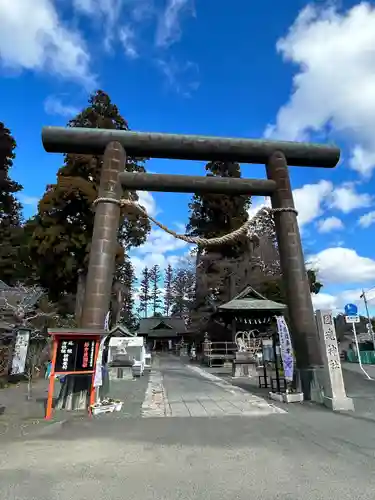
[351,321,372,380]
[361,289,375,351]
[344,303,373,381]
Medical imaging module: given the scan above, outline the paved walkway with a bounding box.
[2,355,375,499]
[141,355,285,418]
[341,363,375,420]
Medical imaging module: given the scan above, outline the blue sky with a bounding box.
[1,0,375,317]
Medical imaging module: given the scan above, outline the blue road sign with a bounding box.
[344,303,358,316]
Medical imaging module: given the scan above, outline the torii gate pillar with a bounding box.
[266,151,323,400]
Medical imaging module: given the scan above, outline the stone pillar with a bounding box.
[266,152,323,400]
[315,310,354,411]
[56,142,125,411]
[81,141,125,329]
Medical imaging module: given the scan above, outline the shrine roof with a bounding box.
[138,316,186,336]
[218,285,286,312]
[109,324,135,337]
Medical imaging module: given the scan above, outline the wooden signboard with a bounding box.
[45,329,104,420]
[55,339,96,373]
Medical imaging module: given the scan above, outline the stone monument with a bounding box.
[315,310,354,411]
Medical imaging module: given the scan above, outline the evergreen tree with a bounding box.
[187,161,250,259]
[248,208,323,302]
[171,268,195,323]
[114,258,137,331]
[187,161,250,308]
[138,266,151,318]
[163,264,173,316]
[0,122,24,285]
[149,264,162,316]
[28,90,151,300]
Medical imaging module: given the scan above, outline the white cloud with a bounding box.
[309,247,375,285]
[293,180,332,226]
[137,191,158,217]
[349,145,375,177]
[317,216,343,233]
[135,227,188,257]
[44,96,80,117]
[311,288,364,312]
[72,0,123,51]
[265,3,375,177]
[358,210,375,228]
[330,183,372,213]
[250,181,373,231]
[248,197,271,220]
[129,0,155,22]
[156,0,193,48]
[129,191,191,278]
[249,180,332,229]
[119,25,138,59]
[18,194,39,208]
[311,292,339,311]
[131,251,182,279]
[0,0,95,87]
[156,58,199,96]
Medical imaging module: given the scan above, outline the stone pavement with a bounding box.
[95,371,150,420]
[141,355,285,418]
[2,356,375,499]
[199,359,375,422]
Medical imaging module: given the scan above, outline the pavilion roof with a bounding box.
[218,285,286,312]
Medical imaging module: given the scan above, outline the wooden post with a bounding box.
[45,338,58,420]
[89,339,101,415]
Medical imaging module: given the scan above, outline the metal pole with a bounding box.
[261,337,268,388]
[360,289,375,350]
[272,332,281,394]
[352,321,372,380]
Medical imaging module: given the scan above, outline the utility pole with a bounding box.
[360,288,375,350]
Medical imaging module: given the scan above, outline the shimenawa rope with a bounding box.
[92,197,298,247]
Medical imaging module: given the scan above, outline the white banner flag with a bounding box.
[276,316,294,382]
[93,312,110,388]
[11,329,30,375]
[93,335,109,388]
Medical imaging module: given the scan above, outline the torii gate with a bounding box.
[42,127,340,399]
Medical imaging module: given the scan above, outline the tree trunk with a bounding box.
[75,272,86,324]
[27,374,32,400]
[110,281,123,328]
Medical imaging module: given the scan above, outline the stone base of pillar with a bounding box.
[232,362,257,378]
[297,367,325,402]
[323,395,354,412]
[297,366,354,411]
